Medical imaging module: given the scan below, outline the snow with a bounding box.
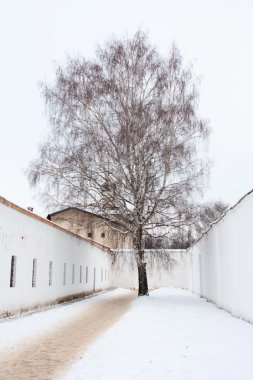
[62,288,253,380]
[1,288,253,379]
[0,289,129,351]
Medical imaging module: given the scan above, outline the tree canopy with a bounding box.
[28,32,209,295]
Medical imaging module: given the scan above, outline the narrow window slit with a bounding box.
[32,258,37,287]
[10,255,17,288]
[80,265,82,283]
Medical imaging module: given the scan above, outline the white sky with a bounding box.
[1,0,253,216]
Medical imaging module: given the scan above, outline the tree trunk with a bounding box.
[134,227,149,296]
[138,262,149,296]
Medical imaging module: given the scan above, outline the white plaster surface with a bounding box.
[0,198,191,315]
[0,201,112,314]
[111,249,190,289]
[189,190,253,322]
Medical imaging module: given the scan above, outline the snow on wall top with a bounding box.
[188,188,253,250]
[0,196,112,254]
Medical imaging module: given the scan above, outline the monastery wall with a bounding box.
[4,187,253,322]
[188,190,253,323]
[111,249,190,290]
[0,197,112,316]
[0,196,191,316]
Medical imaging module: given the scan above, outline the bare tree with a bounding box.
[155,201,229,249]
[194,200,228,236]
[28,32,209,296]
[146,200,228,249]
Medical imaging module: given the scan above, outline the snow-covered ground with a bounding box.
[1,288,253,380]
[62,288,253,380]
[0,289,129,351]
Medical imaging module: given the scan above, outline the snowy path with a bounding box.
[62,288,253,380]
[0,290,135,380]
[1,288,253,380]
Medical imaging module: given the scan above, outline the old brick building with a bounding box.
[47,208,132,249]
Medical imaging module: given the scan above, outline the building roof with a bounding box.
[47,207,122,225]
[47,207,105,221]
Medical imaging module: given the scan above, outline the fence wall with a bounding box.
[0,198,112,316]
[111,249,190,289]
[188,190,253,322]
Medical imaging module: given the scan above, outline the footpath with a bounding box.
[1,288,253,380]
[0,289,135,380]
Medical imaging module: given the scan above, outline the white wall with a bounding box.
[189,190,253,322]
[111,249,190,289]
[0,196,195,317]
[0,198,112,316]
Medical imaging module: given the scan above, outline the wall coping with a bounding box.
[187,188,253,251]
[0,196,112,254]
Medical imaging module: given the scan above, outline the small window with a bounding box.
[86,266,88,283]
[49,261,53,286]
[88,232,92,238]
[80,266,82,283]
[93,267,96,291]
[101,232,105,238]
[32,258,37,287]
[63,263,67,285]
[72,264,75,284]
[10,255,17,287]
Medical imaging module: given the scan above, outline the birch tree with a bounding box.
[145,201,228,249]
[28,32,209,296]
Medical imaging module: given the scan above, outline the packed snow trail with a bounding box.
[0,290,135,380]
[1,289,253,380]
[62,288,253,380]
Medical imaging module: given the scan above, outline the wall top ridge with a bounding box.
[187,187,253,251]
[0,196,112,254]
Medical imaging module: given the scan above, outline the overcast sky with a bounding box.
[1,0,253,216]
